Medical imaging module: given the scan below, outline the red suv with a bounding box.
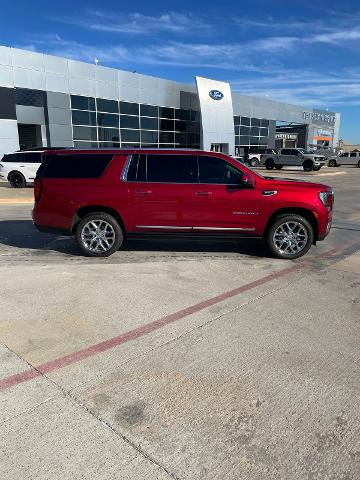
[33,149,334,259]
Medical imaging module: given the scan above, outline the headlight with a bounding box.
[319,191,334,209]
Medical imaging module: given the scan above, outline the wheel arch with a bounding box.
[264,207,319,243]
[72,205,126,234]
[7,170,26,181]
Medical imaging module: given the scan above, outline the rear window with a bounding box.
[39,154,113,179]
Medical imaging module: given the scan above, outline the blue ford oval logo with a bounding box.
[209,90,224,101]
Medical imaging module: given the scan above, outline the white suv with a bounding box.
[0,150,44,187]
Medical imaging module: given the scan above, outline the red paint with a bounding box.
[0,261,303,391]
[33,148,333,242]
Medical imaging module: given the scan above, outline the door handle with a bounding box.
[196,191,212,196]
[135,190,152,195]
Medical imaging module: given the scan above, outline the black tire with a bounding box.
[358,160,360,168]
[9,171,26,188]
[75,212,124,257]
[328,159,338,167]
[249,158,260,167]
[303,160,313,172]
[266,214,314,260]
[265,159,275,170]
[275,165,283,170]
[313,165,321,171]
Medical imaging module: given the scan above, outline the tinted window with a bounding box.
[71,95,95,111]
[127,154,146,181]
[97,113,119,128]
[140,104,158,117]
[281,149,291,155]
[20,152,42,163]
[96,98,118,113]
[159,107,174,119]
[146,154,195,183]
[121,129,140,142]
[72,110,96,126]
[241,117,250,126]
[15,88,46,107]
[98,128,119,142]
[141,131,158,143]
[251,118,261,127]
[260,119,269,127]
[175,109,190,121]
[120,102,139,115]
[250,126,260,136]
[41,154,113,178]
[340,153,348,157]
[141,117,158,130]
[234,116,241,126]
[198,156,243,184]
[73,126,97,141]
[120,115,139,129]
[159,119,174,131]
[240,126,250,135]
[159,132,174,143]
[350,152,357,157]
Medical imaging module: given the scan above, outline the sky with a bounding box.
[1,0,360,142]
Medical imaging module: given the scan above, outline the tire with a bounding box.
[265,159,275,170]
[250,158,260,167]
[9,171,26,188]
[275,165,283,170]
[303,160,313,172]
[266,214,314,260]
[75,212,124,257]
[328,159,338,167]
[358,160,360,168]
[313,166,321,171]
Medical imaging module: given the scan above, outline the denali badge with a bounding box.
[209,90,224,101]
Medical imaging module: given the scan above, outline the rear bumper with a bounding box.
[33,222,72,236]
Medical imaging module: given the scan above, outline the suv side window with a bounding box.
[20,153,42,163]
[40,154,113,178]
[350,152,357,157]
[340,153,348,157]
[146,154,195,183]
[127,154,146,182]
[281,149,291,155]
[2,154,19,162]
[197,155,243,184]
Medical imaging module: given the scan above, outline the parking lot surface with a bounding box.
[1,167,360,480]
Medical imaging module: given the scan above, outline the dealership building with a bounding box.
[0,45,340,158]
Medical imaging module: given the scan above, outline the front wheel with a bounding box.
[265,159,275,170]
[249,158,260,167]
[328,159,338,167]
[75,212,124,257]
[9,171,26,188]
[266,214,314,259]
[275,165,283,170]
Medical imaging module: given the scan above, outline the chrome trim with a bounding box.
[121,154,133,181]
[136,225,193,230]
[193,226,256,231]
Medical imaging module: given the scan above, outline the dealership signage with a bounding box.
[276,133,298,140]
[316,128,332,138]
[302,111,335,124]
[209,90,224,101]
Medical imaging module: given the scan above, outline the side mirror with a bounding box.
[241,173,255,188]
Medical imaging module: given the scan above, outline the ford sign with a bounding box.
[209,90,224,101]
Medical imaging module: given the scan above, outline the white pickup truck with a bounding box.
[260,148,326,172]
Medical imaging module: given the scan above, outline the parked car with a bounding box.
[33,149,334,260]
[247,148,277,167]
[0,150,44,187]
[328,151,360,168]
[261,148,326,172]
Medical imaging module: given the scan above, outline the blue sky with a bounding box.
[1,0,360,142]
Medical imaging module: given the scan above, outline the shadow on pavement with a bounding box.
[0,220,268,258]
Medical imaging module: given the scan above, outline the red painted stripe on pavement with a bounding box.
[0,244,345,391]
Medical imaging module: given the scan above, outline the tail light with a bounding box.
[34,178,42,202]
[319,191,334,210]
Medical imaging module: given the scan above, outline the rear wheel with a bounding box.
[313,165,321,171]
[266,214,314,259]
[75,212,123,257]
[358,160,360,168]
[275,165,283,170]
[9,171,26,188]
[265,159,275,170]
[303,160,313,172]
[249,157,260,167]
[328,159,338,167]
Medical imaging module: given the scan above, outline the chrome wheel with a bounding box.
[81,220,116,253]
[273,221,308,256]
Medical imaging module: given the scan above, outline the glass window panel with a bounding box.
[96,98,118,113]
[73,141,98,148]
[175,132,187,145]
[159,106,174,119]
[140,144,158,148]
[121,129,140,142]
[234,126,240,136]
[241,116,250,126]
[250,136,260,144]
[187,133,200,144]
[260,127,269,136]
[98,142,120,148]
[120,115,139,129]
[198,156,243,185]
[15,88,46,107]
[234,116,241,126]
[159,119,175,131]
[146,154,195,183]
[260,119,269,127]
[186,122,200,134]
[240,135,250,145]
[175,109,189,121]
[250,126,260,136]
[175,120,187,132]
[71,95,95,111]
[73,126,97,141]
[140,104,158,117]
[259,138,268,145]
[140,117,158,130]
[159,132,174,143]
[251,118,261,127]
[97,113,119,128]
[189,110,200,122]
[42,154,113,178]
[120,101,139,115]
[141,130,159,143]
[127,154,146,182]
[98,128,119,142]
[121,143,140,148]
[72,110,96,126]
[240,126,250,135]
[235,135,240,145]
